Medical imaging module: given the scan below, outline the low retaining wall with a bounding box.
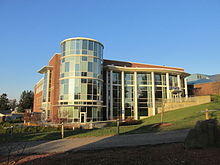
[157,96,211,113]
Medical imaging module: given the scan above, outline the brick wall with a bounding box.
[48,54,61,123]
[33,82,43,113]
[193,81,220,96]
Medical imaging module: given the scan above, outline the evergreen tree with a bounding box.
[17,90,34,112]
[9,99,17,111]
[0,93,10,110]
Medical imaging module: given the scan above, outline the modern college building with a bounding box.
[33,37,190,123]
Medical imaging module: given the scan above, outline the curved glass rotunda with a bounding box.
[59,37,104,123]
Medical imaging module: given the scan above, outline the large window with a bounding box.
[169,75,178,87]
[138,86,152,116]
[137,73,153,116]
[82,56,87,61]
[89,41,93,50]
[125,73,134,85]
[82,40,88,50]
[65,62,69,72]
[88,62,93,72]
[113,85,121,117]
[113,72,121,84]
[42,72,48,102]
[124,73,135,117]
[137,73,151,85]
[75,64,80,72]
[154,73,167,102]
[155,73,166,85]
[59,106,102,123]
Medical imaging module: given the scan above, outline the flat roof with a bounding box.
[105,65,190,76]
[103,59,185,71]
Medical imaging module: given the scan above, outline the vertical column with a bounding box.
[45,70,50,120]
[166,73,170,99]
[184,78,188,98]
[134,72,138,120]
[106,71,109,120]
[110,70,113,120]
[151,72,156,116]
[121,71,125,121]
[177,75,181,89]
[177,75,182,100]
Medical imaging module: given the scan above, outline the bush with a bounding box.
[0,122,60,134]
[211,95,220,103]
[9,118,23,123]
[120,117,142,126]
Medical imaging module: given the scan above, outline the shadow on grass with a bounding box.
[0,127,103,145]
[121,123,161,135]
[0,128,100,161]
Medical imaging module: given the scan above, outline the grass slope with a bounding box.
[1,98,220,142]
[69,101,220,138]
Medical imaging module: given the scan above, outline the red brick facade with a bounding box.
[33,54,61,123]
[33,79,43,113]
[48,54,61,123]
[192,81,220,96]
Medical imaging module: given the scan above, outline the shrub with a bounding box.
[211,95,220,103]
[120,117,142,126]
[0,122,60,134]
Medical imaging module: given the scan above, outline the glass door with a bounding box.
[80,112,87,123]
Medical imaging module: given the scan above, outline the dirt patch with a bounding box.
[160,123,173,127]
[151,122,173,129]
[1,143,220,165]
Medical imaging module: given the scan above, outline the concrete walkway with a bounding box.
[0,129,190,155]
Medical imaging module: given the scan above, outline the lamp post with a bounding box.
[160,98,166,124]
[116,109,120,135]
[117,118,120,135]
[61,122,64,139]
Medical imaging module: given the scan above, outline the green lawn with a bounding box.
[68,101,220,138]
[1,98,220,143]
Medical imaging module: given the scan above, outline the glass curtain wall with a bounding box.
[42,73,48,102]
[181,76,186,96]
[154,73,167,107]
[169,75,178,88]
[59,38,104,123]
[137,73,152,116]
[112,72,121,118]
[105,70,186,119]
[155,73,167,99]
[42,71,51,119]
[124,73,135,118]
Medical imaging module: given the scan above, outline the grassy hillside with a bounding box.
[69,101,220,138]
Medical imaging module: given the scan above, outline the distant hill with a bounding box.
[209,74,220,82]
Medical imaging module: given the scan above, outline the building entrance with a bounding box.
[80,112,87,123]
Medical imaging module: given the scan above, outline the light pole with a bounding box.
[160,98,166,124]
[116,109,121,135]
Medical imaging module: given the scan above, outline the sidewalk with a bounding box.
[0,129,190,155]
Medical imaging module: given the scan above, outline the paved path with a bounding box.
[0,129,190,155]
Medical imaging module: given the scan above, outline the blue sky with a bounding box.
[0,0,219,100]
